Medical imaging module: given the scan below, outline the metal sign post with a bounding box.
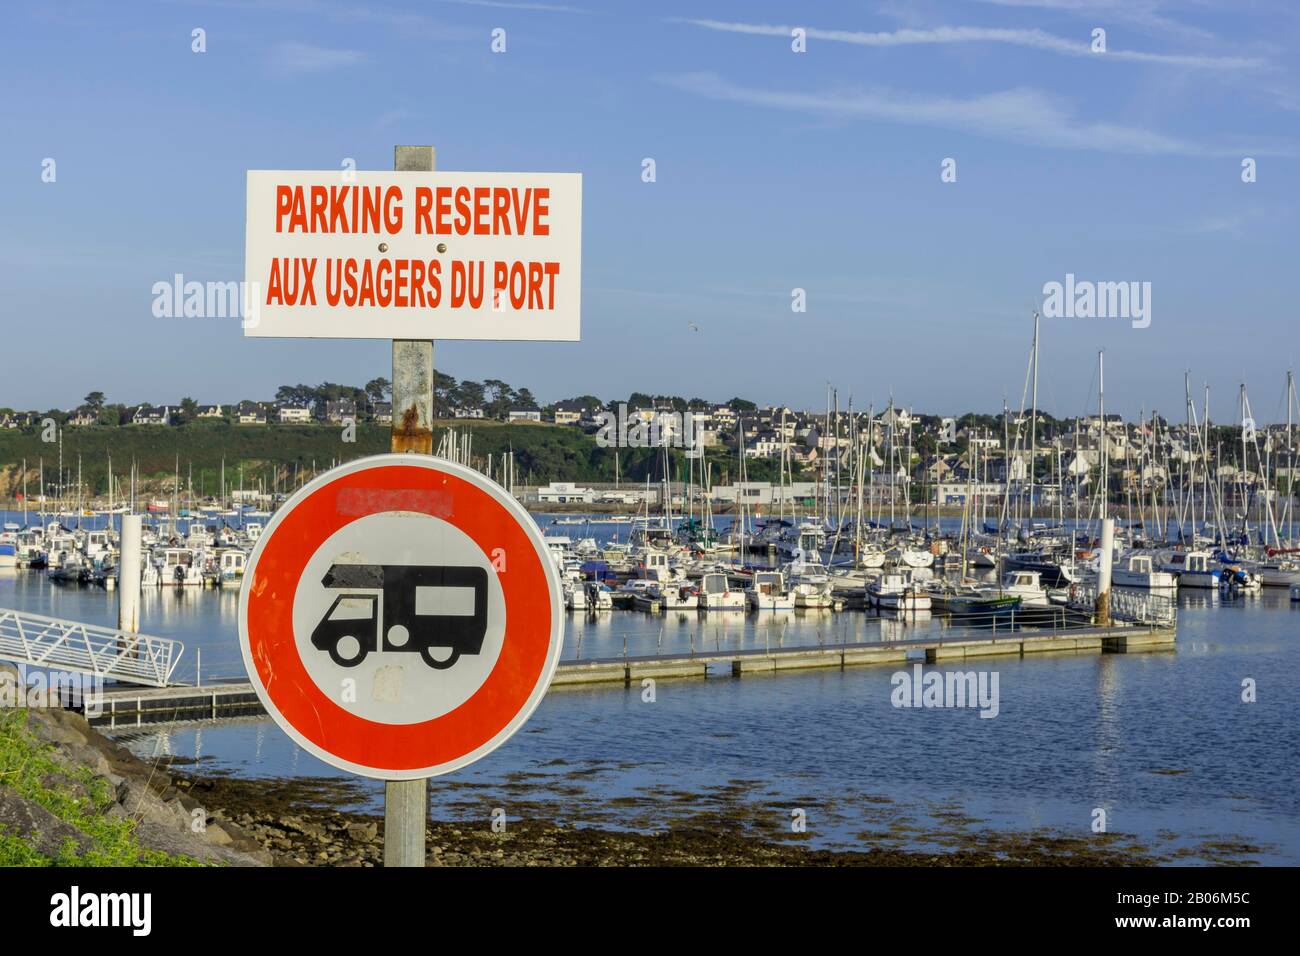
[386,144,435,867]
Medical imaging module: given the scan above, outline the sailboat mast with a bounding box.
[1029,310,1039,528]
[1098,349,1106,523]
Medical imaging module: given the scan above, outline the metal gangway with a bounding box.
[1068,585,1178,626]
[0,607,184,688]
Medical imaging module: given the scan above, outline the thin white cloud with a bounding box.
[659,72,1293,157]
[969,0,1219,44]
[373,108,421,130]
[1182,206,1279,237]
[681,19,1265,70]
[1189,214,1249,236]
[432,0,587,11]
[274,40,365,73]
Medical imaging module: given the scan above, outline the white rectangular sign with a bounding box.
[244,170,581,340]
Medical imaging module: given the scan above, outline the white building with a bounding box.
[278,404,312,423]
[537,482,593,504]
[709,481,817,505]
[932,481,1005,505]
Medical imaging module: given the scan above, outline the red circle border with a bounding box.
[242,462,554,773]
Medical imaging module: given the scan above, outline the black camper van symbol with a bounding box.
[310,564,489,670]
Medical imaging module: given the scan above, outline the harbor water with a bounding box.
[2,511,1297,863]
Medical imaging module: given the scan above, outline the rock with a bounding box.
[202,823,234,847]
[24,709,89,747]
[346,821,378,843]
[0,788,95,859]
[279,815,327,839]
[46,740,113,779]
[131,822,267,866]
[39,772,93,806]
[166,798,194,827]
[117,779,188,829]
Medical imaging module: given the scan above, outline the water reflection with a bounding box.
[5,533,1300,863]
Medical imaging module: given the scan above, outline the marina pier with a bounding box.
[90,619,1174,726]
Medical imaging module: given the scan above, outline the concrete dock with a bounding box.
[87,622,1175,725]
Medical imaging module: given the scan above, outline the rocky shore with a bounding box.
[0,703,271,865]
[167,768,1192,866]
[1,678,1263,867]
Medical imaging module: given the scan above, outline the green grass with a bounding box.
[0,710,203,866]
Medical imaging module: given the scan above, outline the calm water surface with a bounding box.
[3,511,1297,863]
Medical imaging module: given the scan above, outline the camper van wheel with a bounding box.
[328,636,369,668]
[420,647,461,670]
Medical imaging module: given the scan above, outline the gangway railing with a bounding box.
[1066,585,1177,626]
[0,607,183,688]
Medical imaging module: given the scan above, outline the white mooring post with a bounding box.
[1096,517,1115,627]
[384,143,436,868]
[118,514,142,634]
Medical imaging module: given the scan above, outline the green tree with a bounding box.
[455,380,486,410]
[84,391,106,410]
[484,379,512,418]
[275,384,314,406]
[558,394,602,411]
[433,372,458,416]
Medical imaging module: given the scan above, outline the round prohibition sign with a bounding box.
[237,454,564,780]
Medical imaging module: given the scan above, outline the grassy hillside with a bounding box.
[0,419,782,498]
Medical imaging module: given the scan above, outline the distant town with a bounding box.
[3,371,1296,511]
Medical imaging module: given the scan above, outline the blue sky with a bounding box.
[3,0,1298,421]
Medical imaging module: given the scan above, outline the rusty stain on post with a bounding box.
[390,146,436,457]
[391,345,434,453]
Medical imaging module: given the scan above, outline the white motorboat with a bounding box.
[698,571,745,610]
[868,571,932,611]
[746,570,795,611]
[158,547,205,586]
[788,566,835,608]
[564,579,588,610]
[1160,550,1221,589]
[1112,552,1177,590]
[992,570,1052,607]
[1254,560,1300,588]
[217,548,248,582]
[14,529,45,566]
[634,581,698,611]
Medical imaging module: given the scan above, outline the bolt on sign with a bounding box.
[244,170,581,340]
[238,455,565,779]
